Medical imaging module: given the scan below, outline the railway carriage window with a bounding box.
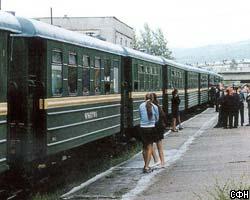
[139,65,144,91]
[68,53,77,95]
[82,55,90,95]
[113,60,119,94]
[94,58,101,94]
[52,51,63,96]
[104,59,111,94]
[145,73,149,90]
[133,64,139,91]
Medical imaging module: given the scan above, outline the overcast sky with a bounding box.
[2,0,250,48]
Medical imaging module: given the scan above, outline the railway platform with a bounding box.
[61,107,250,200]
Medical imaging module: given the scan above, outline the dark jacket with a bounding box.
[218,91,225,110]
[223,94,235,112]
[156,105,168,131]
[232,93,240,111]
[239,92,245,108]
[171,95,180,112]
[246,94,250,106]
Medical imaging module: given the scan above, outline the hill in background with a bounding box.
[172,40,250,64]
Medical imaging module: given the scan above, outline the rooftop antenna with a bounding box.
[50,7,53,25]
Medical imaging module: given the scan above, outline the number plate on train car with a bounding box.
[84,112,98,120]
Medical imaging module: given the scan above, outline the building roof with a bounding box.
[36,16,134,31]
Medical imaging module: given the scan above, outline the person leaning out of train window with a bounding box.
[139,93,159,173]
[171,89,183,132]
[151,93,167,168]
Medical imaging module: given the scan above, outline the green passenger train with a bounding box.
[0,11,222,174]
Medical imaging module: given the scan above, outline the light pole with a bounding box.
[50,7,53,25]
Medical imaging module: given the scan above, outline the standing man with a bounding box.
[214,88,225,128]
[246,88,250,126]
[238,87,245,126]
[215,86,220,112]
[232,88,240,128]
[223,87,234,129]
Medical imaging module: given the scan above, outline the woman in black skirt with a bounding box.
[151,93,167,167]
[139,93,159,173]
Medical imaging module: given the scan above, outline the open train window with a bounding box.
[68,53,77,95]
[104,59,111,94]
[51,50,63,96]
[113,60,119,94]
[139,65,144,73]
[94,58,101,94]
[83,55,90,95]
[133,64,138,81]
[134,81,139,91]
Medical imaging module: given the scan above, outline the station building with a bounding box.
[36,16,134,48]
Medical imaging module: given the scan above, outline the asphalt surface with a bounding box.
[62,107,250,200]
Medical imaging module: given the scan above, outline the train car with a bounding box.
[199,69,209,105]
[121,48,164,130]
[186,67,200,109]
[162,59,187,115]
[7,16,129,170]
[0,11,21,173]
[4,14,223,173]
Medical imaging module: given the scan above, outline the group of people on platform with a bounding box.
[212,84,250,128]
[138,89,183,173]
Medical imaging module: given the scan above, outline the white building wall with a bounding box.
[36,17,134,47]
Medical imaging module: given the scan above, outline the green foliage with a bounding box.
[133,23,173,59]
[194,176,250,200]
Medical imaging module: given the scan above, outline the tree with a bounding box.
[132,31,140,50]
[132,23,173,59]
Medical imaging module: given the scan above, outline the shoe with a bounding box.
[143,167,153,173]
[171,129,178,132]
[246,124,250,126]
[160,162,166,168]
[178,125,183,130]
